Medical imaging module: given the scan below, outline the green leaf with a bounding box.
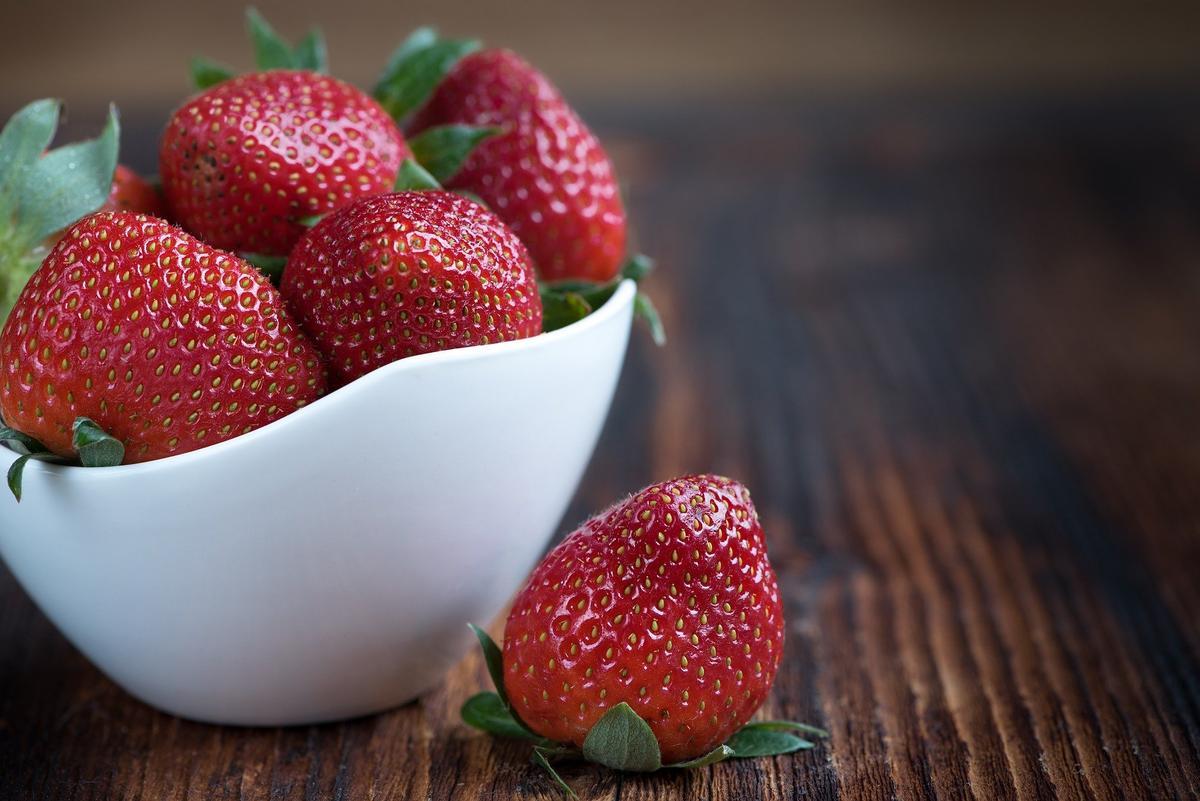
[468,623,509,705]
[740,719,830,739]
[724,728,814,758]
[19,103,119,243]
[378,26,437,77]
[540,289,593,333]
[7,453,32,502]
[297,214,325,228]
[190,57,235,90]
[621,253,654,282]
[581,702,662,772]
[72,417,124,467]
[666,744,735,769]
[4,451,65,503]
[461,692,543,741]
[633,291,666,346]
[241,252,288,283]
[393,158,441,191]
[293,29,329,73]
[373,31,480,122]
[0,425,48,457]
[407,124,498,183]
[531,746,578,799]
[246,7,296,70]
[0,99,60,221]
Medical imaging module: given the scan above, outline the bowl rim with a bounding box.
[1,279,638,480]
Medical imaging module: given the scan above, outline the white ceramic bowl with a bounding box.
[0,280,635,726]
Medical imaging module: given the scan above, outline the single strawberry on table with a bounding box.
[0,210,327,491]
[463,475,826,795]
[160,70,409,258]
[280,188,542,386]
[402,48,628,284]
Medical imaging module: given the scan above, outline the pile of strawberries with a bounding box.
[0,10,653,488]
[0,10,824,796]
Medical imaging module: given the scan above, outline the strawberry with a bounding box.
[461,476,825,794]
[407,49,627,283]
[103,165,164,217]
[159,70,408,258]
[502,474,783,763]
[0,211,326,466]
[280,189,542,385]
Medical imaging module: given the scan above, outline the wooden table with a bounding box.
[3,95,1199,800]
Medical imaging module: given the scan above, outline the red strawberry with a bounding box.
[500,474,785,764]
[409,49,627,283]
[103,165,164,217]
[280,190,542,385]
[160,70,408,257]
[0,211,327,463]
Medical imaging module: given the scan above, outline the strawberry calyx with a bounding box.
[374,28,480,124]
[2,415,124,502]
[394,158,441,192]
[0,100,119,327]
[541,254,666,345]
[189,7,328,90]
[461,625,827,798]
[406,124,499,184]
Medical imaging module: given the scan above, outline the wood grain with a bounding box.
[2,94,1200,800]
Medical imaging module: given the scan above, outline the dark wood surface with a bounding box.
[3,94,1200,800]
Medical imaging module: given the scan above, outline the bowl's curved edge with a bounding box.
[0,280,638,481]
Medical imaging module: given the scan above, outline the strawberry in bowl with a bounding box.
[0,8,662,727]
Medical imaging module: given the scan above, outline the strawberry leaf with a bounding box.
[393,159,440,192]
[461,692,544,741]
[7,453,33,502]
[540,289,593,333]
[0,100,119,326]
[531,746,579,799]
[633,292,666,346]
[4,449,65,503]
[245,7,328,73]
[0,99,60,221]
[621,253,654,282]
[190,57,235,90]
[24,105,120,243]
[666,745,735,769]
[740,719,830,739]
[537,253,665,343]
[407,124,498,183]
[374,29,480,123]
[72,417,124,467]
[581,702,662,772]
[467,623,508,704]
[724,728,815,758]
[246,7,297,70]
[293,29,328,73]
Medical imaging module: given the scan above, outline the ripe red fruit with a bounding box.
[501,474,784,764]
[0,211,327,463]
[103,165,164,217]
[160,70,408,257]
[280,190,543,386]
[409,49,627,284]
